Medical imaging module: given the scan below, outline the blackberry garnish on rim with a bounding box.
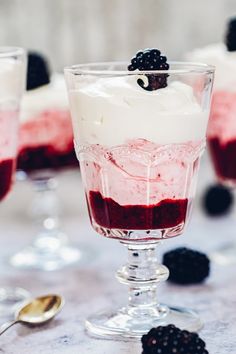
[27,51,50,90]
[225,17,236,52]
[128,48,169,91]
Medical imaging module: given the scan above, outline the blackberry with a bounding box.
[128,48,169,91]
[225,17,236,51]
[142,325,208,354]
[203,184,233,216]
[163,247,210,285]
[27,51,50,90]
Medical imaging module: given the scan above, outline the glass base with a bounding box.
[85,304,202,339]
[0,287,30,317]
[10,245,85,271]
[211,242,236,265]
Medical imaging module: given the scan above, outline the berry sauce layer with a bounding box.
[78,139,202,239]
[17,143,77,172]
[207,91,236,183]
[0,111,18,201]
[89,191,188,230]
[0,159,15,201]
[208,137,236,181]
[17,110,78,173]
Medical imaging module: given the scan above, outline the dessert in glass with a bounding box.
[188,17,236,264]
[0,47,30,315]
[65,49,214,338]
[10,52,82,271]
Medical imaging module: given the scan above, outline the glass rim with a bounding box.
[64,61,215,76]
[0,46,25,58]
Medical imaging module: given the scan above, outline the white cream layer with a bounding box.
[69,75,208,146]
[0,59,23,108]
[186,43,236,90]
[20,73,69,122]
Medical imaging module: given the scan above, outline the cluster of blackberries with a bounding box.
[142,325,208,354]
[128,49,169,91]
[163,247,210,285]
[128,49,169,71]
[203,185,233,216]
[27,51,50,90]
[225,17,236,51]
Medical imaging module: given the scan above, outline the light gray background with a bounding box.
[0,0,235,71]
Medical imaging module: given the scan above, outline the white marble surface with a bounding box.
[0,156,236,353]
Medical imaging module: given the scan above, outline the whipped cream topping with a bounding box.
[20,73,69,122]
[0,59,24,109]
[186,43,236,90]
[69,75,208,146]
[208,90,236,142]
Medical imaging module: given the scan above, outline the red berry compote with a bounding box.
[0,111,18,201]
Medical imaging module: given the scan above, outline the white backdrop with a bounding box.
[0,0,235,71]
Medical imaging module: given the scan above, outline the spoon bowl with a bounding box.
[17,294,64,325]
[0,294,64,335]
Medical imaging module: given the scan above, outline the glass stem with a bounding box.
[30,175,67,252]
[117,242,169,317]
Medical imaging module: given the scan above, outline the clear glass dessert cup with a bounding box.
[65,61,214,339]
[208,89,236,264]
[0,47,30,316]
[10,106,83,271]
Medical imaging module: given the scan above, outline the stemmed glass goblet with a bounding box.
[0,47,30,315]
[10,68,84,271]
[208,88,236,264]
[65,61,214,338]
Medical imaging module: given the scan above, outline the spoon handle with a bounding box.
[0,320,19,335]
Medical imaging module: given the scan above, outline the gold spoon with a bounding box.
[0,294,64,336]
